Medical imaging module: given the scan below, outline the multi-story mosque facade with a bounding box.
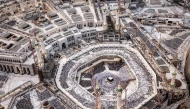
[0,0,190,109]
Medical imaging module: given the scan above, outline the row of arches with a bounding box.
[0,64,31,75]
[22,67,31,74]
[0,65,14,73]
[0,58,22,63]
[76,22,103,29]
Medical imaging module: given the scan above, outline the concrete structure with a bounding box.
[184,13,190,28]
[103,9,108,30]
[39,35,48,59]
[35,43,44,69]
[116,82,122,109]
[115,9,120,31]
[34,0,39,7]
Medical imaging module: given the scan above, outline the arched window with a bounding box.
[11,66,14,72]
[23,67,26,74]
[3,65,6,71]
[17,67,20,73]
[7,65,10,72]
[27,68,30,74]
[0,65,2,71]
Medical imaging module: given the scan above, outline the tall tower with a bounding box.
[35,43,44,70]
[117,82,123,109]
[34,0,39,7]
[89,0,92,6]
[115,9,120,31]
[39,35,47,59]
[19,0,25,12]
[103,9,108,30]
[124,0,131,8]
[170,72,177,88]
[40,0,44,9]
[95,81,101,109]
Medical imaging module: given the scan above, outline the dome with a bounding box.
[38,16,47,22]
[48,106,54,109]
[42,101,49,106]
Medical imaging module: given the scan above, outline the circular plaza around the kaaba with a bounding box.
[56,44,157,109]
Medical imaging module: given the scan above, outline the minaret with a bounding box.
[116,82,123,109]
[95,81,101,109]
[124,0,130,8]
[88,0,97,23]
[170,71,177,88]
[40,0,44,9]
[31,36,35,47]
[115,9,120,31]
[11,11,14,16]
[89,0,92,6]
[19,0,25,12]
[35,42,44,70]
[38,35,47,59]
[34,0,39,7]
[103,9,108,30]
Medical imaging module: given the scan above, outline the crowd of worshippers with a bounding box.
[67,85,96,108]
[58,45,155,108]
[124,51,154,108]
[60,61,75,88]
[49,98,66,109]
[16,94,33,109]
[36,89,52,101]
[108,61,124,71]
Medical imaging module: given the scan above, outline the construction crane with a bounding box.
[141,28,155,53]
[91,68,100,109]
[94,77,101,109]
[141,37,150,53]
[170,53,178,66]
[141,24,154,52]
[1,24,43,82]
[28,30,43,82]
[149,38,163,62]
[149,26,163,61]
[154,80,163,107]
[161,49,178,82]
[122,87,128,109]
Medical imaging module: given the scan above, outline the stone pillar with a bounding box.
[103,9,108,30]
[176,21,179,26]
[35,43,44,70]
[40,0,44,9]
[19,0,25,12]
[11,11,14,15]
[89,0,92,6]
[170,72,177,88]
[39,35,47,59]
[124,0,131,8]
[117,82,122,109]
[34,0,39,7]
[115,9,120,31]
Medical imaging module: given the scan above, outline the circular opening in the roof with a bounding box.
[167,79,182,88]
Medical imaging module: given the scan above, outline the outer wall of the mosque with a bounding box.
[185,48,190,87]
